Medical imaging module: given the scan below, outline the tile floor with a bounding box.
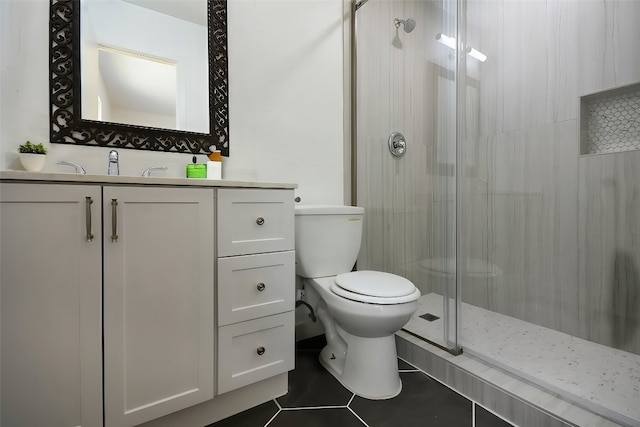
[208,335,514,427]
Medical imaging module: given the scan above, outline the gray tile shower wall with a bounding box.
[355,0,640,356]
[462,0,640,354]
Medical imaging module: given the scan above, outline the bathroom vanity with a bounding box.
[0,171,296,427]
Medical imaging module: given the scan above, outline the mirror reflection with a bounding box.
[80,0,209,133]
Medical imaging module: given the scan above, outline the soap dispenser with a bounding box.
[207,150,222,180]
[186,156,207,178]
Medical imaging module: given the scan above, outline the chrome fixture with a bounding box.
[388,132,407,157]
[108,150,119,175]
[141,166,168,177]
[394,18,416,33]
[56,160,86,174]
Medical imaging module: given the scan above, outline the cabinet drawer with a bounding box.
[218,312,294,394]
[217,189,294,256]
[218,251,295,326]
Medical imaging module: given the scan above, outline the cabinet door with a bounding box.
[103,187,215,427]
[0,183,103,427]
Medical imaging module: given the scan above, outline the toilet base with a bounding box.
[319,328,402,400]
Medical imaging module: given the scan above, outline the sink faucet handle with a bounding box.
[142,166,168,177]
[56,160,86,174]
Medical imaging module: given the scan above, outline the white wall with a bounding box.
[0,0,347,205]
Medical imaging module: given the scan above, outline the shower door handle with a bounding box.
[388,132,407,157]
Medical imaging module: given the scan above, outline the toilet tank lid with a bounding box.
[294,205,364,215]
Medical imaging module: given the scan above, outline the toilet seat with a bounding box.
[331,271,420,305]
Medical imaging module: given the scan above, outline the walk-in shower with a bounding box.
[352,0,640,425]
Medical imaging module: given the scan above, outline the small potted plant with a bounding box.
[18,141,48,172]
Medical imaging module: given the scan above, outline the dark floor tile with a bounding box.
[277,348,353,408]
[295,334,327,352]
[270,408,365,427]
[398,358,418,370]
[206,400,278,427]
[475,405,514,427]
[350,371,472,427]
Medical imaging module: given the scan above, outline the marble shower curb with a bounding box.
[395,331,627,427]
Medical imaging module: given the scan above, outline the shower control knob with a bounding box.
[257,282,266,291]
[388,132,407,157]
[257,346,265,356]
[256,217,265,225]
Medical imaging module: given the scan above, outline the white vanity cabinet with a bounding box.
[0,183,104,427]
[0,176,296,427]
[216,189,295,394]
[102,186,215,427]
[1,183,215,427]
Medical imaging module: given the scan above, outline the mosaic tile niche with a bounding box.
[580,82,640,155]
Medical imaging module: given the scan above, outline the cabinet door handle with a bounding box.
[257,282,266,292]
[85,197,94,242]
[256,217,265,226]
[111,199,118,243]
[256,346,265,356]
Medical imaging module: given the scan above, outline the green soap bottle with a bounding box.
[186,156,207,178]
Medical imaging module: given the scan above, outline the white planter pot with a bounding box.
[19,153,47,172]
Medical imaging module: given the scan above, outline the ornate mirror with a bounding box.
[49,0,229,155]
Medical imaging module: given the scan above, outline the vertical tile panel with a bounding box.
[578,151,640,354]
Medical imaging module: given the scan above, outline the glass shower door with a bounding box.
[354,0,460,353]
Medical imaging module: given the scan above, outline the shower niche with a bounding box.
[580,82,640,155]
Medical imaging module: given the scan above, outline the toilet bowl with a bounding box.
[295,205,421,399]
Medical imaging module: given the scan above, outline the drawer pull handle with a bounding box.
[111,199,119,243]
[257,282,266,291]
[257,346,266,356]
[85,197,94,242]
[256,217,265,225]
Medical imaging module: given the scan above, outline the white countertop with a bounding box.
[0,170,297,189]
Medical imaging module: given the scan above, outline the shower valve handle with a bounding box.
[388,132,407,157]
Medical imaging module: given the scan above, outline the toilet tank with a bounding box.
[294,205,364,278]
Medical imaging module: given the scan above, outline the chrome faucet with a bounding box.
[56,160,86,174]
[142,166,168,177]
[108,150,119,175]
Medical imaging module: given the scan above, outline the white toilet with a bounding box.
[295,205,421,400]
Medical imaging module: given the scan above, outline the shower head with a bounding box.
[394,18,416,33]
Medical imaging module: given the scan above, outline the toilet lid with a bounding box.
[331,271,420,305]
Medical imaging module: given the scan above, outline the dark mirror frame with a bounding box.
[49,0,229,155]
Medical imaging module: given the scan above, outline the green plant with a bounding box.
[18,141,47,155]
